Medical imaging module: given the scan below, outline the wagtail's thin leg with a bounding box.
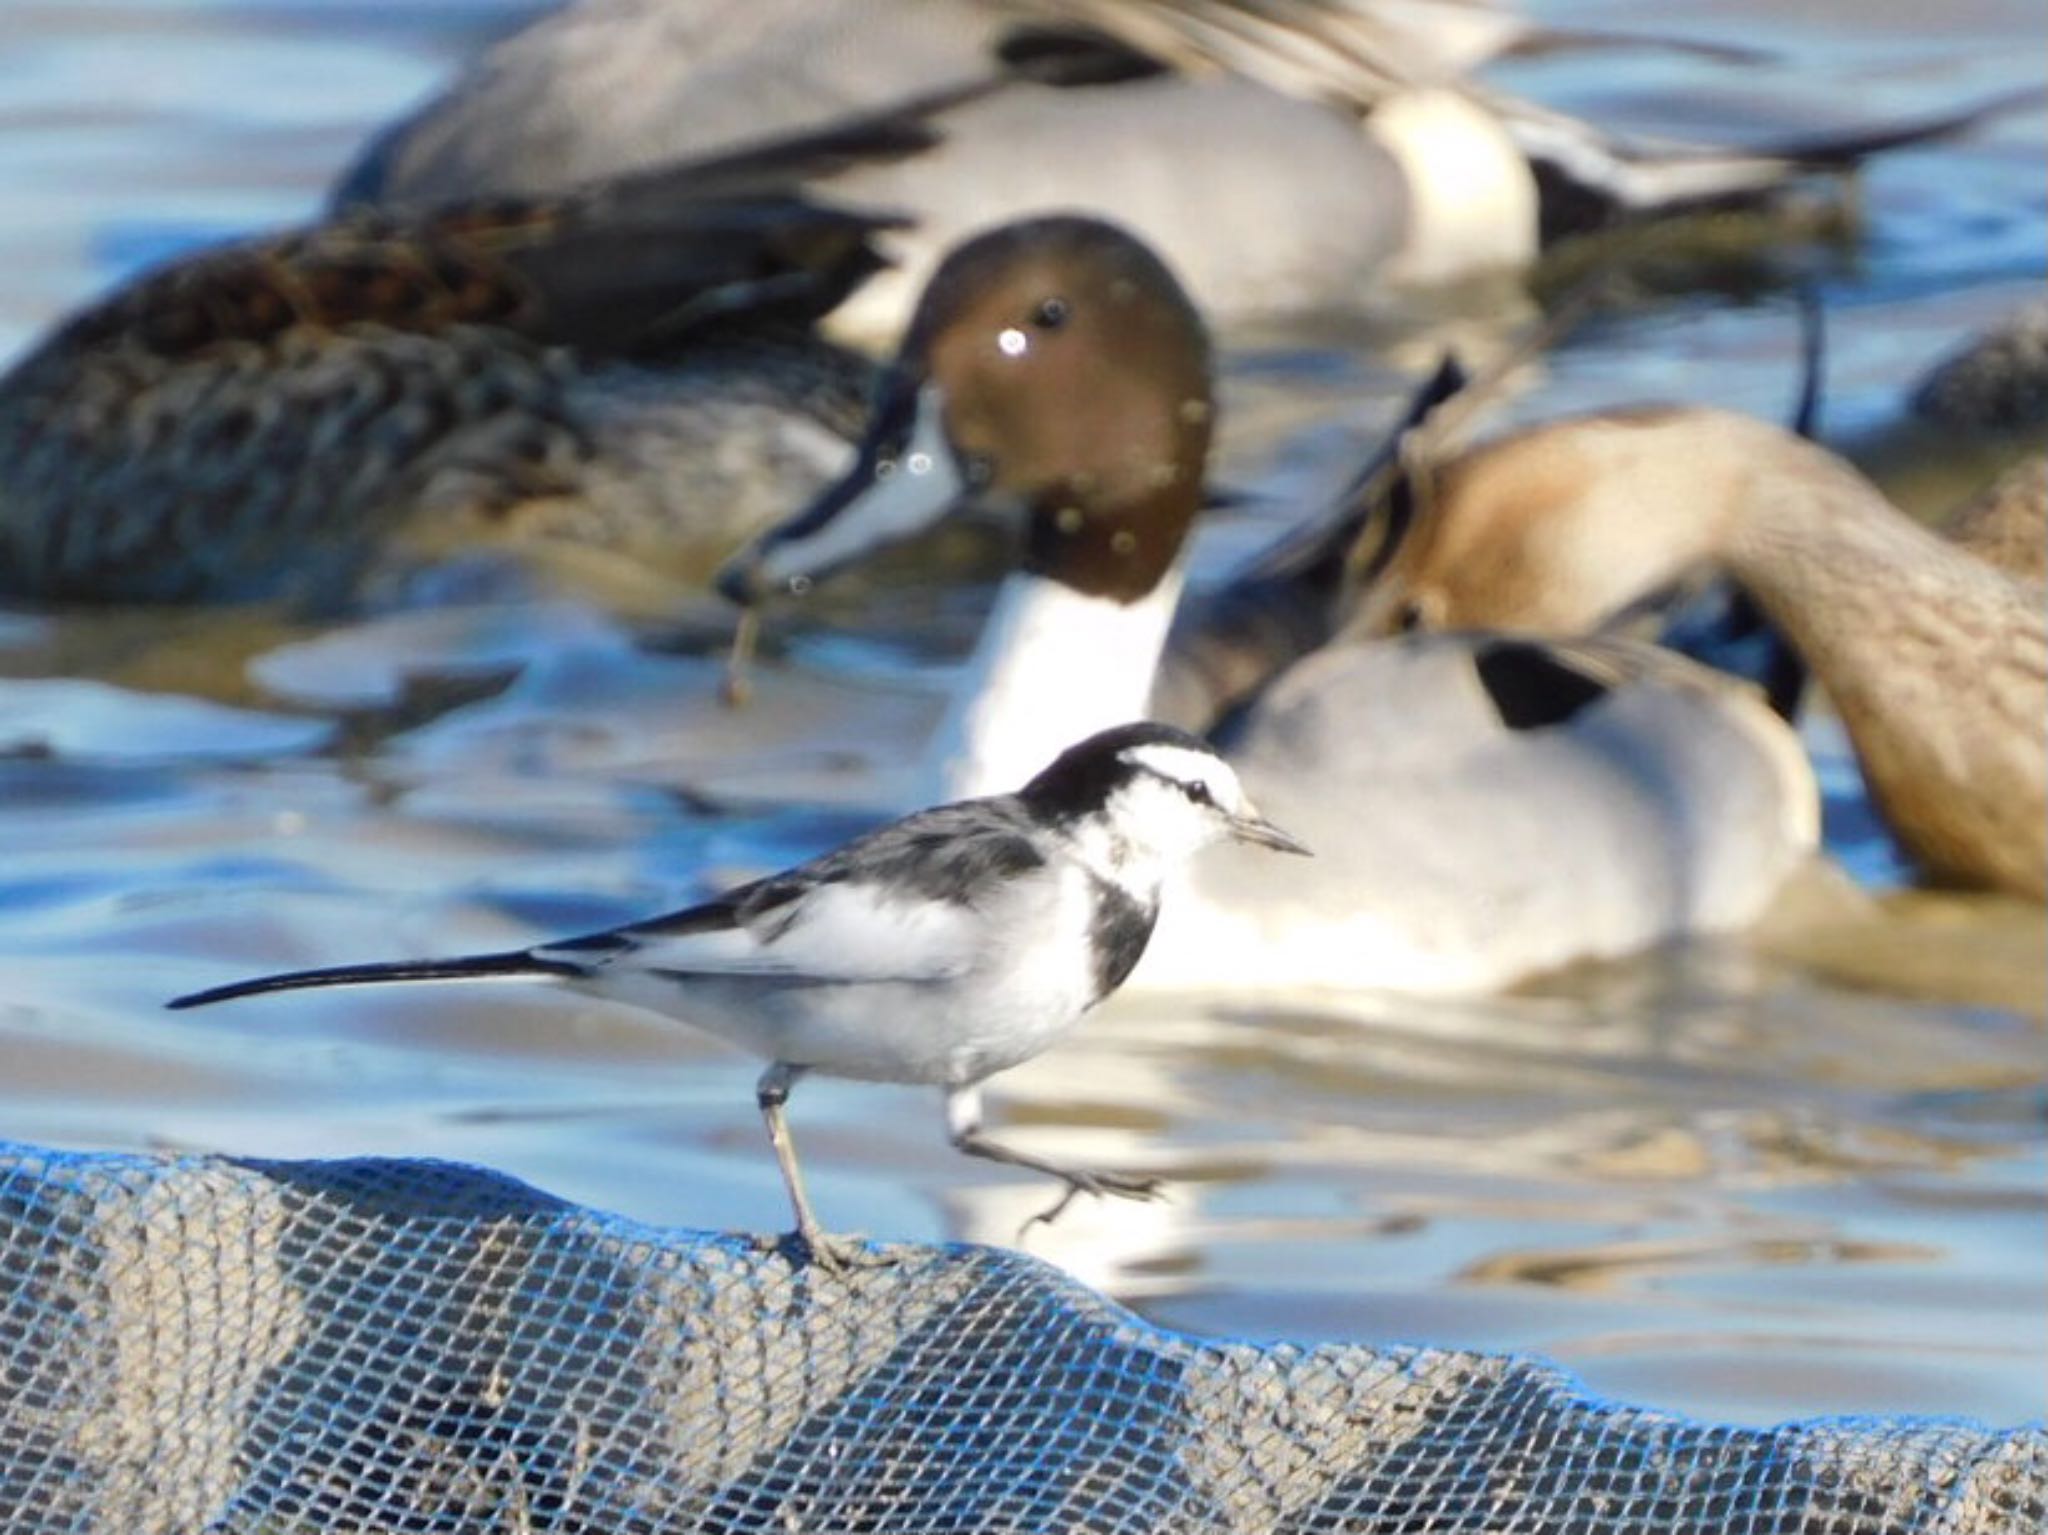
[944,1086,1164,1237]
[756,1062,886,1272]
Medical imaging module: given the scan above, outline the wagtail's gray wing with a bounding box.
[549,798,1053,985]
[171,797,1055,1008]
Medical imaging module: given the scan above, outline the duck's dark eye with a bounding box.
[1182,780,1214,808]
[1032,296,1069,330]
[1394,599,1426,634]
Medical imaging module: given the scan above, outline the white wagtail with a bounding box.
[169,722,1308,1269]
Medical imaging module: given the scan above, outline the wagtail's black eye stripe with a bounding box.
[1033,296,1069,330]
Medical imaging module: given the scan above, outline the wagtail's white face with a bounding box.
[1020,724,1309,873]
[1101,741,1295,865]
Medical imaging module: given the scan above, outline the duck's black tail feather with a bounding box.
[1519,83,2048,240]
[167,950,582,1011]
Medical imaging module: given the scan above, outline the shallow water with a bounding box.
[0,0,2043,1431]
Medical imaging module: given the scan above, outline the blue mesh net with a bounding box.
[0,1140,2040,1533]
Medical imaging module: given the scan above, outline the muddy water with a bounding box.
[0,0,2042,1429]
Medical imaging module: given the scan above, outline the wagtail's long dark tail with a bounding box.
[168,950,582,1010]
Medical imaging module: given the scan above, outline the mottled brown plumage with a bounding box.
[1942,454,2047,585]
[1911,295,2048,435]
[0,151,903,607]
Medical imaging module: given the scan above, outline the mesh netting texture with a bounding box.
[0,1143,2040,1534]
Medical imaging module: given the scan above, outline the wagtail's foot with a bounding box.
[1021,1168,1165,1237]
[754,1226,896,1274]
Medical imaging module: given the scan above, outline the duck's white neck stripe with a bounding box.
[923,566,1185,802]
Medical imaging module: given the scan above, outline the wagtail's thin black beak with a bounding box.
[1229,807,1312,856]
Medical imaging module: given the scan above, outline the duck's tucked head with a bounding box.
[1348,407,1752,639]
[1021,722,1309,867]
[720,216,1213,607]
